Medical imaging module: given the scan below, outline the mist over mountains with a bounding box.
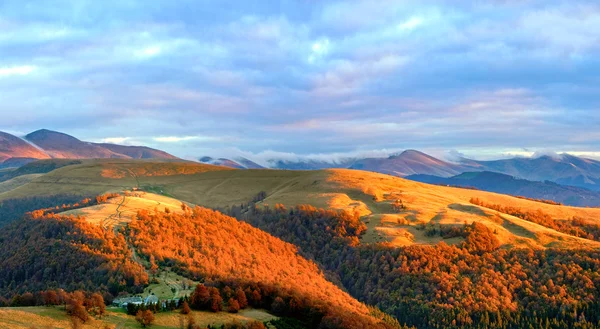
[4,128,600,207]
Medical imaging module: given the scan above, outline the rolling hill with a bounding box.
[203,151,600,194]
[407,171,600,207]
[4,160,600,328]
[3,159,600,250]
[0,190,392,328]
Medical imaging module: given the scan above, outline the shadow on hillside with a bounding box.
[448,203,490,217]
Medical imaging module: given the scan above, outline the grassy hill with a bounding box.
[0,190,392,328]
[0,174,43,194]
[3,159,600,250]
[0,306,276,329]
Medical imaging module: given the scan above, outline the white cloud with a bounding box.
[153,136,221,143]
[397,17,423,31]
[153,136,199,143]
[308,38,331,63]
[99,137,131,144]
[0,65,36,77]
[135,45,162,58]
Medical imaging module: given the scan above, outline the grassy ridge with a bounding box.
[3,159,600,249]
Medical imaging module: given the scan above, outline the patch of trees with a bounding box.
[0,159,82,182]
[0,194,88,227]
[514,196,562,205]
[0,213,148,298]
[0,289,107,327]
[470,197,600,241]
[0,192,121,228]
[126,206,401,329]
[229,203,600,329]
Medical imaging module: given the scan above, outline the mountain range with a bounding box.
[199,150,600,189]
[0,129,176,168]
[407,171,600,207]
[5,128,600,206]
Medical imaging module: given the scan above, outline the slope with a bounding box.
[94,142,178,159]
[461,154,600,190]
[3,159,600,250]
[349,150,466,177]
[407,171,600,207]
[25,129,130,159]
[0,191,393,328]
[22,129,178,161]
[0,131,50,163]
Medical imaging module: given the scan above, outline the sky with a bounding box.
[1,0,599,162]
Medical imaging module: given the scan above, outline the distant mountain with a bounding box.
[93,142,177,159]
[0,129,178,168]
[234,157,265,169]
[407,171,600,207]
[25,129,130,159]
[199,156,246,169]
[198,156,265,169]
[0,131,50,163]
[461,154,600,191]
[269,158,355,170]
[197,150,600,197]
[349,150,466,177]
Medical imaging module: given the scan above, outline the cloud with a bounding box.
[98,137,131,144]
[153,136,203,143]
[0,0,599,161]
[0,65,36,77]
[397,17,423,31]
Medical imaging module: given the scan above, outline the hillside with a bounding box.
[0,159,83,183]
[0,131,49,163]
[94,143,178,159]
[0,174,43,194]
[0,306,276,329]
[0,191,393,328]
[0,130,178,168]
[407,171,600,207]
[25,129,130,159]
[461,154,600,190]
[4,161,600,328]
[349,150,466,177]
[4,159,600,250]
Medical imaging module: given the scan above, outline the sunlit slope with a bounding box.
[56,192,384,327]
[0,159,232,199]
[60,192,187,228]
[327,169,600,249]
[4,160,600,249]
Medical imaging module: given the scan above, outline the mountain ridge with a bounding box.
[0,129,178,168]
[407,171,600,207]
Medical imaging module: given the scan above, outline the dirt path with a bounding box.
[102,195,128,230]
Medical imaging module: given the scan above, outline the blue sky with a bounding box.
[1,0,599,162]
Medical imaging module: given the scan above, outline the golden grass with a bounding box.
[0,306,275,329]
[60,192,187,228]
[5,159,600,249]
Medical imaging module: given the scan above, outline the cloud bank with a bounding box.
[1,0,599,161]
